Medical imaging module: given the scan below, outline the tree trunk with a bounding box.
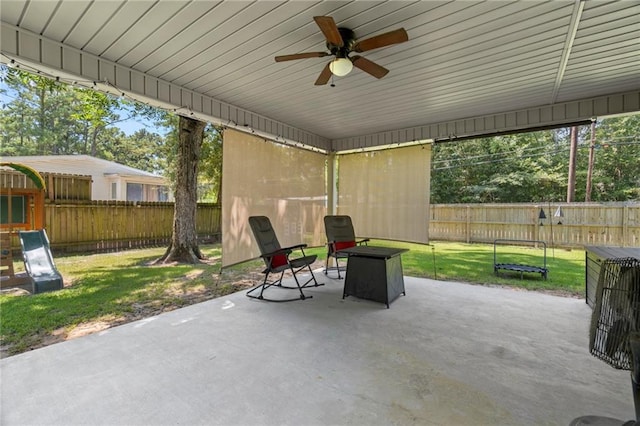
[38,87,46,153]
[585,120,596,202]
[215,140,223,205]
[566,126,578,202]
[90,127,99,157]
[156,116,207,264]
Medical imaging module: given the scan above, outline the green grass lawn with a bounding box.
[367,239,585,295]
[0,245,260,356]
[0,241,584,356]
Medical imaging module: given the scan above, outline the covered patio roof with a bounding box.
[1,1,639,152]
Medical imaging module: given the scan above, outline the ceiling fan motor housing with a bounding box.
[327,28,356,57]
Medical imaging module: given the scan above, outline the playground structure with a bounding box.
[1,162,63,293]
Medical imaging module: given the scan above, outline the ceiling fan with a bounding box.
[274,16,409,85]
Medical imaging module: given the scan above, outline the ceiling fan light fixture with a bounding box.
[329,57,353,76]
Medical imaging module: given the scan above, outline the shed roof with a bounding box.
[0,155,164,180]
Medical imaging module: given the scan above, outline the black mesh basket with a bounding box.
[589,257,640,370]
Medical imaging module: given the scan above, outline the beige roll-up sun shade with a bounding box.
[337,144,431,243]
[221,129,327,267]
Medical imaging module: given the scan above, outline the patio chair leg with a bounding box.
[247,269,312,302]
[291,275,309,300]
[323,257,346,279]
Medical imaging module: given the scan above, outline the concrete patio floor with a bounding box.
[0,271,634,425]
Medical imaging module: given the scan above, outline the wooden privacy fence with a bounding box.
[6,201,638,253]
[430,203,640,248]
[42,201,221,252]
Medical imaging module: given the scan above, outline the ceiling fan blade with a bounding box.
[314,63,332,86]
[314,16,343,47]
[352,56,389,79]
[275,52,329,62]
[354,28,408,52]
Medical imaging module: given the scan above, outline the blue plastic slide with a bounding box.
[18,230,63,294]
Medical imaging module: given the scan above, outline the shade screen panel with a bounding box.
[337,144,431,243]
[221,129,327,267]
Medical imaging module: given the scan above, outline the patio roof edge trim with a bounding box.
[226,125,328,155]
[330,89,640,150]
[335,139,432,155]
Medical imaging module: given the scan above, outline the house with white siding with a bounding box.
[0,155,173,202]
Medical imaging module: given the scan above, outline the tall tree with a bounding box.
[566,126,578,202]
[0,67,123,156]
[107,129,167,173]
[132,105,223,200]
[198,127,223,203]
[430,117,639,204]
[431,130,565,203]
[588,114,640,201]
[156,116,207,264]
[585,120,596,202]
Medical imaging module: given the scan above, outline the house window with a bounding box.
[0,195,27,224]
[126,183,143,202]
[157,186,169,202]
[111,182,117,200]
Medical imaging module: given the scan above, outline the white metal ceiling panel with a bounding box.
[580,0,639,22]
[102,1,190,62]
[170,1,316,88]
[1,0,638,146]
[555,1,640,103]
[63,1,126,49]
[9,0,58,34]
[82,1,158,55]
[41,0,92,42]
[134,1,249,74]
[189,1,341,94]
[216,2,574,136]
[185,1,412,93]
[118,2,221,69]
[0,0,27,25]
[195,1,432,100]
[151,1,283,81]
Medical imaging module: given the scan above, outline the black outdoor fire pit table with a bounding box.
[338,245,409,308]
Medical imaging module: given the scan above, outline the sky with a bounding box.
[111,111,159,136]
[110,104,164,136]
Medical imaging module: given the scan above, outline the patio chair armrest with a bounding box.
[281,243,308,251]
[356,238,370,245]
[260,247,292,259]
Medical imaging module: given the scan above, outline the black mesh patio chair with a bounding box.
[247,216,323,302]
[323,215,369,279]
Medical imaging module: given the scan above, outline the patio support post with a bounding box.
[327,152,337,215]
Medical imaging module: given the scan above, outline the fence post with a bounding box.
[623,205,629,247]
[534,206,540,245]
[466,205,471,243]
